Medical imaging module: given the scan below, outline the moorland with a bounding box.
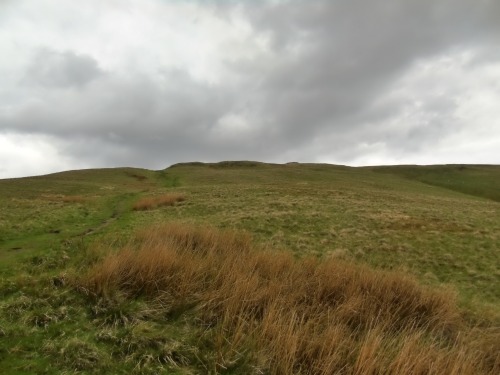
[0,162,498,374]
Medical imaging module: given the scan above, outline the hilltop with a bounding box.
[0,162,499,374]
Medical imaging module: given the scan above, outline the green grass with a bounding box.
[154,163,500,307]
[0,162,498,373]
[373,164,500,202]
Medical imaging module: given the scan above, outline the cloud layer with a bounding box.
[1,0,499,178]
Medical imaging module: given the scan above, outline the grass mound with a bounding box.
[80,223,499,374]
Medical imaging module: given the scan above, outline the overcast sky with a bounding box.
[1,0,499,178]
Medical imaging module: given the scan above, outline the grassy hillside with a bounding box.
[0,162,498,374]
[372,164,500,202]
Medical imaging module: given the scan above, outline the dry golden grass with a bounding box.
[80,223,499,374]
[132,193,185,211]
[61,195,88,203]
[39,194,88,203]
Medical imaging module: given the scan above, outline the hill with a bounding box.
[0,162,499,374]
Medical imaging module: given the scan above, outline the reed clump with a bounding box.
[132,194,185,211]
[80,223,499,374]
[61,195,88,203]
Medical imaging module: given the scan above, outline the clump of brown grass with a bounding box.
[41,194,88,203]
[61,195,88,203]
[132,194,185,211]
[80,223,499,374]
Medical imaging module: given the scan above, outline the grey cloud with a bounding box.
[25,48,103,88]
[220,0,500,153]
[2,66,252,167]
[8,70,227,135]
[1,0,499,176]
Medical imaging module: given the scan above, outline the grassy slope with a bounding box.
[0,168,156,270]
[372,164,500,202]
[0,162,498,373]
[158,163,500,306]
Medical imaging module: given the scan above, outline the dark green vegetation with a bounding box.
[374,164,500,202]
[0,162,499,374]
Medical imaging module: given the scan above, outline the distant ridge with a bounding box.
[167,161,500,203]
[169,160,271,168]
[168,160,349,169]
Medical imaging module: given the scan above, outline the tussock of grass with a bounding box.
[132,194,185,211]
[80,223,499,374]
[61,195,88,203]
[40,194,88,203]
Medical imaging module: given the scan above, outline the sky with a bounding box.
[1,0,499,178]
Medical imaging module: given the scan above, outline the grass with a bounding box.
[155,162,500,309]
[60,195,89,203]
[0,161,499,373]
[79,223,497,374]
[372,164,500,202]
[132,193,186,211]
